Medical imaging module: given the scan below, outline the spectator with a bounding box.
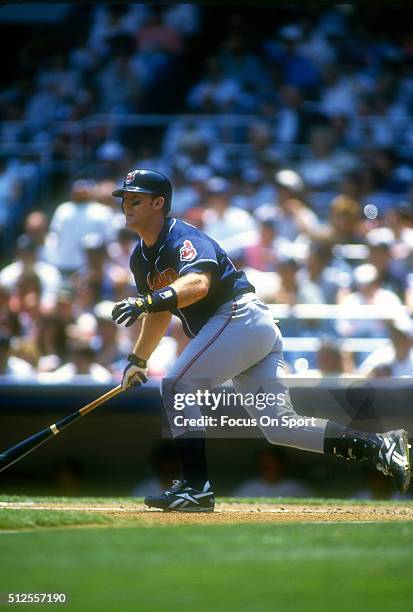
[46,179,113,276]
[337,263,404,338]
[33,313,69,372]
[0,234,61,309]
[24,211,50,262]
[233,447,313,498]
[264,24,321,94]
[255,169,320,242]
[202,177,258,253]
[298,126,357,190]
[72,233,127,302]
[0,284,21,337]
[297,240,351,304]
[241,217,281,272]
[311,194,365,245]
[187,57,243,113]
[38,339,112,383]
[358,318,413,377]
[366,228,407,298]
[310,341,347,377]
[0,333,34,379]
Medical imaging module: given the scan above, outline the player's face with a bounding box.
[121,192,157,228]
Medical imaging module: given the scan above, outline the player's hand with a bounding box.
[122,354,148,391]
[111,296,148,327]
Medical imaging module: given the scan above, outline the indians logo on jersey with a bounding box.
[180,240,197,262]
[147,268,178,291]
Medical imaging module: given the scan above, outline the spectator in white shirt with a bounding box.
[358,318,413,377]
[337,263,404,338]
[46,179,114,275]
[202,176,258,253]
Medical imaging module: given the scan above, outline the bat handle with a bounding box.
[78,384,123,417]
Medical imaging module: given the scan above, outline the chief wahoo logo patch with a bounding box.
[180,240,197,262]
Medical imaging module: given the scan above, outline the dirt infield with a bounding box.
[2,500,413,524]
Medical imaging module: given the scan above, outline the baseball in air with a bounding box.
[363,204,378,219]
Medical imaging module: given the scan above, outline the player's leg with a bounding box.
[233,319,411,493]
[145,295,279,511]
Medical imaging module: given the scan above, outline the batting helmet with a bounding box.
[112,169,172,214]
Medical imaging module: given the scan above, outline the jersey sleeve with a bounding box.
[172,236,219,276]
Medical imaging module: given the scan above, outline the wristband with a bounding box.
[145,286,178,313]
[127,354,147,368]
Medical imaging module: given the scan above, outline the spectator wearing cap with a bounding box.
[91,300,130,369]
[202,176,258,253]
[358,318,413,377]
[0,234,61,309]
[255,169,320,242]
[0,333,34,380]
[337,263,404,338]
[46,179,114,276]
[72,233,127,303]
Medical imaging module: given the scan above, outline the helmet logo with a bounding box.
[180,240,197,262]
[125,170,139,184]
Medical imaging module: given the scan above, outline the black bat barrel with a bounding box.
[0,410,81,473]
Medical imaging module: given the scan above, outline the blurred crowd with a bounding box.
[1,4,413,382]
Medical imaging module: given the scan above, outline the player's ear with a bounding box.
[153,196,165,212]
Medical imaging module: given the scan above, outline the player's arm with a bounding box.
[132,311,172,360]
[170,271,211,308]
[111,271,212,328]
[111,272,211,390]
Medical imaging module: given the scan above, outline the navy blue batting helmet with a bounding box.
[112,169,172,214]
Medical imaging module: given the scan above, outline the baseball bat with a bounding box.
[0,384,123,473]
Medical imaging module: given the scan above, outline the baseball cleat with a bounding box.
[144,480,215,512]
[376,429,411,493]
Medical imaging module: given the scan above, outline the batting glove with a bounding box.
[122,354,148,391]
[111,296,148,327]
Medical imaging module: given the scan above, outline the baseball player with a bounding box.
[111,169,411,512]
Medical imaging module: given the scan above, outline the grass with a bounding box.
[0,509,114,530]
[1,523,413,611]
[0,497,412,611]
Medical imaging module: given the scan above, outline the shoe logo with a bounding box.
[385,442,396,464]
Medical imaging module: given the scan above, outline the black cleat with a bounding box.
[144,480,215,512]
[376,429,411,493]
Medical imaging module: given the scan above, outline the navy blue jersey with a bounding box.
[130,217,254,337]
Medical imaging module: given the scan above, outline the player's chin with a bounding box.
[125,213,137,226]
